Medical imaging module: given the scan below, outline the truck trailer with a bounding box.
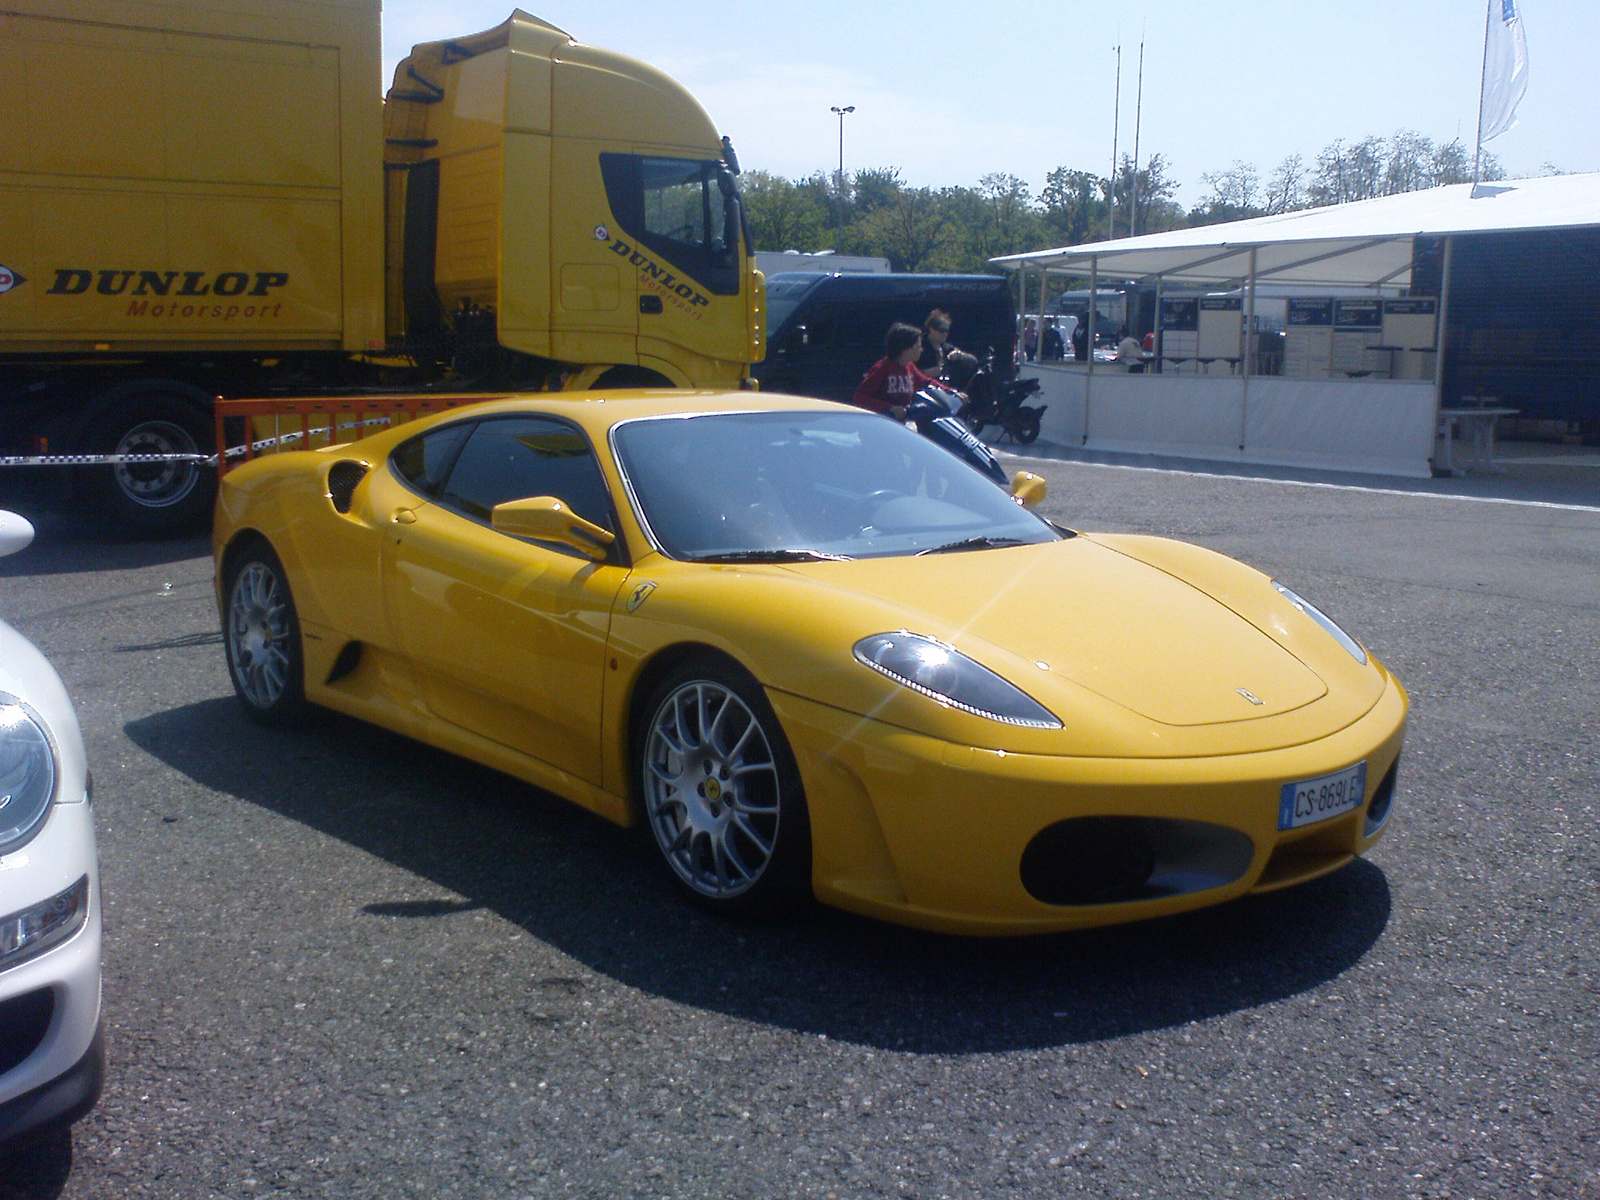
[0,1,765,531]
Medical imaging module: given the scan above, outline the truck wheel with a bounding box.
[85,389,216,535]
[591,365,674,390]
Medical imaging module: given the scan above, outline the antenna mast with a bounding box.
[1109,43,1121,240]
[1130,38,1145,236]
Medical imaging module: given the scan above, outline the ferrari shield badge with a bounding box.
[627,581,657,613]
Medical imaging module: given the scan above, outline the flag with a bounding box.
[1479,0,1529,143]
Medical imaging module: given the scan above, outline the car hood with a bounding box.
[792,535,1326,727]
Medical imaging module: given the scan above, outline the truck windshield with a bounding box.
[600,154,743,296]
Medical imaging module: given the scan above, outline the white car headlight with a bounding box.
[1272,581,1368,665]
[0,693,58,855]
[853,632,1062,728]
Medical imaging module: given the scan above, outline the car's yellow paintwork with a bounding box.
[214,391,1408,935]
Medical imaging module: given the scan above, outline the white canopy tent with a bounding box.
[991,173,1600,477]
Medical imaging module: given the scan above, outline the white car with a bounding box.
[0,511,103,1144]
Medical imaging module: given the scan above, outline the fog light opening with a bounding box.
[1364,759,1399,836]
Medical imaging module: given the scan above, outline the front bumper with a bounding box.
[0,1021,104,1145]
[771,674,1407,936]
[0,800,104,1138]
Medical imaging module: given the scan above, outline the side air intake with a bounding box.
[327,461,370,514]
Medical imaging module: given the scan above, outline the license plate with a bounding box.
[1278,762,1367,830]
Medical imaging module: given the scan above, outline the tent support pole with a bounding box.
[1038,268,1049,356]
[1431,235,1455,469]
[1240,247,1257,452]
[1085,256,1098,444]
[1153,274,1164,374]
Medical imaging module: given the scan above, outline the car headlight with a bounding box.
[853,632,1062,728]
[1272,582,1367,664]
[0,875,90,972]
[0,693,58,855]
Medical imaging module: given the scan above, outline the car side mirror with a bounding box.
[490,496,615,561]
[784,324,809,353]
[0,510,35,557]
[1009,471,1047,509]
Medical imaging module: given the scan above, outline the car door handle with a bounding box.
[393,508,417,525]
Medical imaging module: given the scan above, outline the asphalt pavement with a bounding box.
[0,457,1595,1200]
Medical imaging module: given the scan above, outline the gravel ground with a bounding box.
[0,456,1595,1200]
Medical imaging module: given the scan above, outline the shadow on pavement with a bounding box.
[0,505,210,577]
[0,1126,74,1200]
[126,698,1391,1054]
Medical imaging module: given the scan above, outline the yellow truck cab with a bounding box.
[0,2,763,531]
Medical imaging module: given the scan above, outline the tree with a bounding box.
[1384,129,1434,195]
[1188,157,1265,226]
[1200,160,1261,211]
[1114,154,1183,236]
[850,168,904,217]
[1262,154,1307,214]
[739,171,827,252]
[1040,167,1107,246]
[853,187,952,272]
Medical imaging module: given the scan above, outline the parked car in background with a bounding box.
[0,510,104,1146]
[755,273,1016,402]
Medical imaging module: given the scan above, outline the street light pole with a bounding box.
[830,105,854,187]
[830,105,854,229]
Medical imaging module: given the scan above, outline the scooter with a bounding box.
[960,371,1047,445]
[903,385,1010,487]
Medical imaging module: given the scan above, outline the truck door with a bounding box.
[548,139,638,363]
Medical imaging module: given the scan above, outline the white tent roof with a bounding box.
[992,172,1600,288]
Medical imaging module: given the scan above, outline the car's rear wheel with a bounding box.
[223,542,306,726]
[637,659,809,912]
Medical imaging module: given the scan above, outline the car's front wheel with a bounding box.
[637,659,810,913]
[223,542,306,726]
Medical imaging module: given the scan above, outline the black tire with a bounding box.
[635,657,810,913]
[1013,410,1043,445]
[222,541,308,727]
[83,387,216,535]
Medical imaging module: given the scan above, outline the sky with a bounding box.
[381,1,1600,209]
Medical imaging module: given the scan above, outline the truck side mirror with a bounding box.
[784,324,809,353]
[490,496,615,561]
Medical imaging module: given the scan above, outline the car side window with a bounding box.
[436,416,616,547]
[390,421,475,496]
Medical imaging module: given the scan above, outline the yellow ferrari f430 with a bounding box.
[213,392,1405,936]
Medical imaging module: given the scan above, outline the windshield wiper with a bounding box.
[916,536,1031,556]
[691,549,854,563]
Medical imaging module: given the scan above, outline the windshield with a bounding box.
[599,154,743,296]
[611,410,1061,561]
[763,273,827,338]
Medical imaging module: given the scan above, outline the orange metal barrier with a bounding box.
[213,394,503,480]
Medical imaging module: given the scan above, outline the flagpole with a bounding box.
[1473,0,1492,187]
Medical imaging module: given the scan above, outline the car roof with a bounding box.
[385,389,848,440]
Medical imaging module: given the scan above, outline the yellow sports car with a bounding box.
[213,392,1405,936]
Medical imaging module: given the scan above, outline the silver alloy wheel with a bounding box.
[643,680,782,899]
[227,561,294,709]
[112,419,201,508]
